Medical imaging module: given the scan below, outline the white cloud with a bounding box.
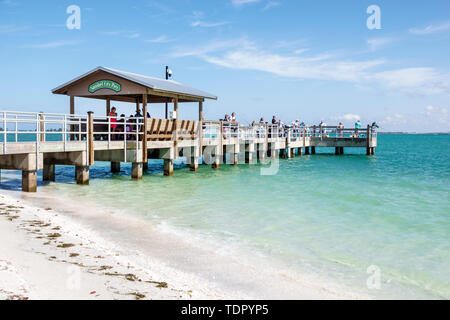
[232,0,261,6]
[190,21,230,28]
[101,30,140,39]
[171,38,252,57]
[1,0,19,6]
[0,24,27,33]
[409,21,450,35]
[367,37,393,51]
[145,35,174,43]
[173,38,450,96]
[23,40,81,49]
[372,68,450,95]
[334,114,361,122]
[263,1,280,11]
[127,33,140,39]
[423,105,449,117]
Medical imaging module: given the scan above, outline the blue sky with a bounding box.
[1,0,449,132]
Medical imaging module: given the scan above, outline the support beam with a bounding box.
[245,151,253,164]
[311,146,316,155]
[212,146,220,169]
[199,101,203,121]
[290,148,295,158]
[335,147,340,155]
[143,162,149,171]
[188,147,199,171]
[111,162,121,173]
[106,99,111,116]
[22,170,37,192]
[164,159,174,176]
[280,149,287,159]
[233,153,239,166]
[245,143,254,164]
[190,157,199,172]
[340,147,344,155]
[165,100,169,119]
[88,112,94,166]
[75,166,89,185]
[305,147,310,155]
[257,145,266,162]
[298,148,303,156]
[267,144,277,159]
[132,163,143,180]
[136,98,140,114]
[43,164,55,182]
[173,97,179,160]
[142,93,148,163]
[70,96,75,114]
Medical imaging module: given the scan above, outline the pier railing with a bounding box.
[1,111,377,158]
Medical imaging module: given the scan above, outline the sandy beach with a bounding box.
[0,189,363,300]
[0,192,235,300]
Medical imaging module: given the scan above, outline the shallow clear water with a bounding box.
[1,134,449,299]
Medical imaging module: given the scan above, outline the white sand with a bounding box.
[0,193,236,300]
[0,192,365,300]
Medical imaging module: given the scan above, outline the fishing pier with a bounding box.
[0,67,377,192]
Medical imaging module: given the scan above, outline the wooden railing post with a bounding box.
[366,125,371,155]
[39,113,45,142]
[88,112,94,166]
[220,120,224,149]
[198,120,203,157]
[142,93,148,163]
[173,97,179,160]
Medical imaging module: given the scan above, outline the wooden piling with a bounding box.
[111,162,121,173]
[164,159,174,176]
[75,166,89,185]
[190,147,198,172]
[43,164,55,182]
[22,170,37,192]
[132,163,143,179]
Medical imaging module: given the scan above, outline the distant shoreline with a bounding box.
[378,132,450,135]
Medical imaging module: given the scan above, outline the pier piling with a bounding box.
[43,164,55,182]
[75,166,89,185]
[111,162,121,173]
[132,163,144,179]
[22,170,37,193]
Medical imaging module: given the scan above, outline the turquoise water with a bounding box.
[1,134,449,299]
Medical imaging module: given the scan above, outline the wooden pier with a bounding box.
[0,67,377,192]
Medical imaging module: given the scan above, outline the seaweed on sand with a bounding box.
[57,243,75,248]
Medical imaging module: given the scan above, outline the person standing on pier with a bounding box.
[319,120,326,137]
[338,122,344,137]
[355,120,361,137]
[109,107,118,140]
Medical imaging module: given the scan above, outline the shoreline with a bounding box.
[0,192,233,300]
[0,189,366,300]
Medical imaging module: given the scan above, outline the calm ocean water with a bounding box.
[1,134,449,299]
